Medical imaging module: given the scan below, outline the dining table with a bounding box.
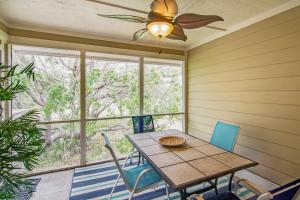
[126,129,258,200]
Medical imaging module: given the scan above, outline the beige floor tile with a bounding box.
[149,152,184,167]
[161,163,205,187]
[195,144,226,156]
[189,157,230,176]
[173,147,207,161]
[32,169,73,200]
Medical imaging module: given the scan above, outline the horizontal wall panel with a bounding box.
[191,6,300,52]
[189,18,300,61]
[188,46,300,77]
[189,107,300,135]
[189,91,300,106]
[188,115,300,149]
[188,126,300,178]
[189,76,300,92]
[188,100,300,120]
[235,145,300,178]
[189,31,300,67]
[189,61,300,85]
[187,6,300,185]
[188,127,211,142]
[188,121,300,164]
[247,165,295,186]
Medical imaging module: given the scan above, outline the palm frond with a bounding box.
[0,62,44,199]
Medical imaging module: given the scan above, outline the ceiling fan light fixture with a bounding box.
[147,21,174,38]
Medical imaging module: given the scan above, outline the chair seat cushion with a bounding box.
[204,191,240,200]
[122,162,162,191]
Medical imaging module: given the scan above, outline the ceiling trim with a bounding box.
[8,28,184,56]
[187,1,300,50]
[0,20,8,33]
[0,19,9,40]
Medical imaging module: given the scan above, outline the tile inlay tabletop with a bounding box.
[149,152,184,168]
[189,157,231,176]
[161,163,205,188]
[126,129,258,193]
[195,144,226,156]
[173,147,207,161]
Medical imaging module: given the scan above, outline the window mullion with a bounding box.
[80,50,86,166]
[139,56,144,115]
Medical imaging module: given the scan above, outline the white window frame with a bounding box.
[7,43,186,174]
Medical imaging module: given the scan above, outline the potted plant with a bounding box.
[0,63,44,199]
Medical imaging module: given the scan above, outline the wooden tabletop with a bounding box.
[126,129,258,190]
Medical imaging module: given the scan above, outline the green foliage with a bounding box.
[144,64,182,114]
[115,137,132,154]
[0,63,44,199]
[0,63,34,101]
[12,52,182,170]
[43,83,70,117]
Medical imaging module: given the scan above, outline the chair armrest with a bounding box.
[189,194,204,200]
[235,178,266,196]
[122,151,138,168]
[132,168,153,191]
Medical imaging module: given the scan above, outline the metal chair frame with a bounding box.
[102,133,169,200]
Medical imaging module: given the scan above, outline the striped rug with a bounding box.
[70,158,257,200]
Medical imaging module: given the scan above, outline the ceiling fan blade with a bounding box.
[132,28,148,41]
[166,24,187,41]
[151,0,178,18]
[97,14,149,23]
[87,0,148,14]
[148,11,164,20]
[175,13,224,29]
[205,25,226,31]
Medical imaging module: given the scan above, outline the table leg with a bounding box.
[214,178,218,194]
[179,189,186,200]
[228,172,235,191]
[138,153,141,166]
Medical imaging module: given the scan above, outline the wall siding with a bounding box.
[187,6,300,185]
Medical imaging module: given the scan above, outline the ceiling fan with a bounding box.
[88,0,224,42]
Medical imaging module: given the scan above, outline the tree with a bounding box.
[12,48,182,170]
[0,63,44,199]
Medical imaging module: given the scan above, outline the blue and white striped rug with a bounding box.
[70,158,257,200]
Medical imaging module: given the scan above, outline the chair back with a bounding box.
[270,179,299,200]
[101,133,129,186]
[210,121,240,152]
[132,115,155,134]
[257,179,299,200]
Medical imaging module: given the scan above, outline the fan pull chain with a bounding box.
[158,36,162,54]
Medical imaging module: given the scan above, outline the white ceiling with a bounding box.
[0,0,295,49]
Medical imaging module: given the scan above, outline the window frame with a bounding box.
[7,43,186,174]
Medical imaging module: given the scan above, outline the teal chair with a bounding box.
[101,133,169,200]
[210,121,240,152]
[132,115,155,134]
[131,115,155,165]
[210,121,240,193]
[187,121,240,196]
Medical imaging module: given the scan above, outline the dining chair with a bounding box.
[131,115,155,165]
[132,115,155,134]
[189,121,240,195]
[210,121,240,152]
[189,178,300,200]
[101,133,169,200]
[209,121,240,193]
